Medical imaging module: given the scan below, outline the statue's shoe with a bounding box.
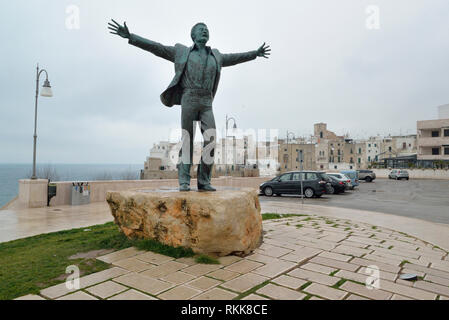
[179,184,191,192]
[198,185,216,192]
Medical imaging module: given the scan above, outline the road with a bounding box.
[258,178,449,225]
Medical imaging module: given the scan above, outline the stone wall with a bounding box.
[372,168,449,179]
[47,176,271,207]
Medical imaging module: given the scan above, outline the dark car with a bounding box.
[327,175,347,194]
[259,171,331,198]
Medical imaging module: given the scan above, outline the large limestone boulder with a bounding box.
[106,187,263,257]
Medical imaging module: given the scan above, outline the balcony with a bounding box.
[417,119,449,130]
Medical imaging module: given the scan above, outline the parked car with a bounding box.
[340,170,359,189]
[259,171,332,198]
[327,175,347,194]
[388,169,409,180]
[326,172,352,189]
[357,169,376,182]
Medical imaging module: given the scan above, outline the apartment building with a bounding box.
[417,118,449,163]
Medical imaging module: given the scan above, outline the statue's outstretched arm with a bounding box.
[222,43,271,67]
[108,19,175,63]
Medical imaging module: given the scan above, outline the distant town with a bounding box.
[141,104,449,179]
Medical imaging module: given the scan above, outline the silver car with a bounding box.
[326,173,351,189]
[388,169,409,180]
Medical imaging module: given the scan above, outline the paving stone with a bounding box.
[182,264,223,277]
[112,257,153,272]
[135,252,174,265]
[318,251,352,262]
[252,260,297,278]
[140,261,189,278]
[158,285,202,300]
[287,268,339,286]
[309,256,359,272]
[401,268,425,278]
[304,283,348,300]
[380,280,437,300]
[271,275,307,290]
[191,288,238,300]
[186,276,221,291]
[413,280,449,297]
[221,273,269,293]
[56,291,98,300]
[332,244,372,257]
[359,267,397,282]
[424,274,449,286]
[404,263,449,279]
[160,271,197,285]
[40,267,129,299]
[279,253,312,264]
[371,246,420,260]
[301,262,337,275]
[217,255,243,266]
[440,296,449,300]
[362,254,403,266]
[340,240,370,249]
[256,284,306,300]
[429,260,449,272]
[335,270,368,284]
[345,294,369,300]
[309,296,324,300]
[175,257,197,266]
[14,294,46,300]
[108,289,157,300]
[340,281,392,300]
[242,294,270,300]
[208,269,240,281]
[391,294,413,300]
[350,257,401,273]
[225,260,263,273]
[113,272,174,295]
[258,245,292,258]
[96,247,142,263]
[86,281,127,299]
[245,253,280,264]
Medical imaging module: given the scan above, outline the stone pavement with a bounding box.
[16,214,449,300]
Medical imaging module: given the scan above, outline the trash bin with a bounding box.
[71,182,91,206]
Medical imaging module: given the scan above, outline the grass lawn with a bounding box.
[262,213,308,220]
[0,222,194,300]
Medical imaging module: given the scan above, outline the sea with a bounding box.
[0,163,142,208]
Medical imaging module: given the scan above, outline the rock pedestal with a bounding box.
[106,187,262,256]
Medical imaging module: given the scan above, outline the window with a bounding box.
[350,157,354,163]
[338,157,341,163]
[432,148,440,155]
[374,144,377,147]
[292,172,305,181]
[432,131,439,137]
[444,129,449,137]
[402,142,406,149]
[368,156,371,162]
[338,150,341,155]
[368,144,371,147]
[358,148,362,154]
[389,146,392,152]
[320,165,324,169]
[320,132,323,138]
[279,173,292,181]
[334,166,337,169]
[358,158,361,164]
[305,173,318,180]
[445,147,449,155]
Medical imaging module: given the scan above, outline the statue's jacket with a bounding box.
[128,34,258,107]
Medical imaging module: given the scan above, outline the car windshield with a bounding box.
[319,173,330,181]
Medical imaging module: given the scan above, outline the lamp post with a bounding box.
[31,64,53,180]
[286,131,295,171]
[225,114,237,176]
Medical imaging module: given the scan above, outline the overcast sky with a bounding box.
[1,0,448,164]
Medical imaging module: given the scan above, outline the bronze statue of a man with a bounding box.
[108,20,270,192]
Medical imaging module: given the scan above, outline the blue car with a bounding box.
[340,170,359,189]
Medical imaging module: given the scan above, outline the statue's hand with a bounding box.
[108,19,130,39]
[257,42,271,59]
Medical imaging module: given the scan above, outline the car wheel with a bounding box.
[329,186,335,194]
[276,194,281,197]
[263,186,273,197]
[304,188,314,198]
[406,178,409,180]
[366,177,372,182]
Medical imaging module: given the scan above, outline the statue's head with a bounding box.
[191,22,209,45]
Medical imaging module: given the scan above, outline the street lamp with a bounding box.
[31,64,53,180]
[225,114,237,176]
[286,131,295,171]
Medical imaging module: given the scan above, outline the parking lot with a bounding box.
[259,178,449,225]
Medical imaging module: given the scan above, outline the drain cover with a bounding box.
[399,273,418,281]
